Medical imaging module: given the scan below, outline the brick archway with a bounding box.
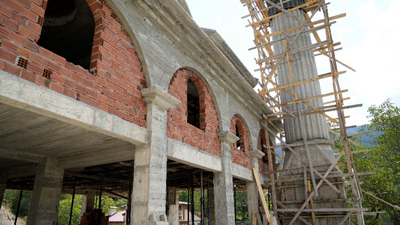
[167,68,221,157]
[230,115,251,169]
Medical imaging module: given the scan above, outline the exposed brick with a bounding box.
[11,10,26,25]
[59,66,72,78]
[0,25,10,37]
[17,46,33,60]
[24,40,39,53]
[64,78,75,90]
[22,7,37,22]
[4,61,21,76]
[47,60,60,72]
[15,0,31,8]
[39,47,53,60]
[71,73,83,83]
[0,48,17,63]
[63,87,75,98]
[6,0,23,13]
[32,53,47,66]
[65,61,76,72]
[53,54,66,67]
[27,62,42,74]
[0,4,11,18]
[21,69,36,82]
[2,39,18,53]
[2,16,19,32]
[30,2,44,17]
[9,31,26,46]
[18,26,35,40]
[51,72,64,85]
[27,20,41,34]
[50,82,63,94]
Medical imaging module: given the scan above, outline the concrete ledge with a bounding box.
[218,131,239,144]
[167,138,222,172]
[142,85,181,110]
[231,163,253,182]
[0,71,147,145]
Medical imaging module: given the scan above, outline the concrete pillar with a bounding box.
[168,187,179,225]
[27,158,64,225]
[213,131,239,225]
[80,191,96,218]
[131,86,181,225]
[247,150,265,224]
[0,177,7,209]
[209,188,215,225]
[271,9,336,172]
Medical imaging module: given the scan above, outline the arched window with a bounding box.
[38,0,95,69]
[235,125,241,150]
[187,79,200,128]
[261,137,269,164]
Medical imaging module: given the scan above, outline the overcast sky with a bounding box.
[185,0,400,126]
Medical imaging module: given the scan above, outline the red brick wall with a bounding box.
[0,0,147,127]
[257,129,269,174]
[230,115,251,169]
[167,69,221,157]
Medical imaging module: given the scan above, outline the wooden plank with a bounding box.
[246,0,322,27]
[272,90,348,108]
[253,168,272,224]
[278,208,368,212]
[276,200,312,225]
[252,210,258,225]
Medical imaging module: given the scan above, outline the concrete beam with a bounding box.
[57,145,135,169]
[167,138,222,172]
[0,71,146,146]
[0,147,45,163]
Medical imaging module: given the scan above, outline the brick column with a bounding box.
[27,158,64,225]
[213,131,239,225]
[132,86,180,225]
[0,177,7,210]
[247,150,265,224]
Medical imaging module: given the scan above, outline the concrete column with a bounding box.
[27,158,64,225]
[80,191,96,218]
[132,86,181,225]
[209,188,216,225]
[247,150,265,224]
[271,9,336,171]
[0,177,7,209]
[168,187,179,225]
[213,131,239,225]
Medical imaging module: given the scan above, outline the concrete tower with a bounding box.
[267,0,349,224]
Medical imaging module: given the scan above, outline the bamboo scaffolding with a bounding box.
[242,0,373,224]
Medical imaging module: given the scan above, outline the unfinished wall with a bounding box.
[230,115,251,169]
[0,0,147,127]
[167,68,221,157]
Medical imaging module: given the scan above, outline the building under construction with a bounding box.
[0,0,374,224]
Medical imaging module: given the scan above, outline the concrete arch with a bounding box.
[102,0,151,87]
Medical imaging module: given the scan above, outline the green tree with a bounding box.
[3,189,31,220]
[337,99,400,224]
[58,194,83,225]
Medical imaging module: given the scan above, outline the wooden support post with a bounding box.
[252,168,272,224]
[307,180,316,225]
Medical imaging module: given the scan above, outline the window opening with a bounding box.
[187,79,200,128]
[262,138,268,164]
[236,125,242,151]
[37,0,95,69]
